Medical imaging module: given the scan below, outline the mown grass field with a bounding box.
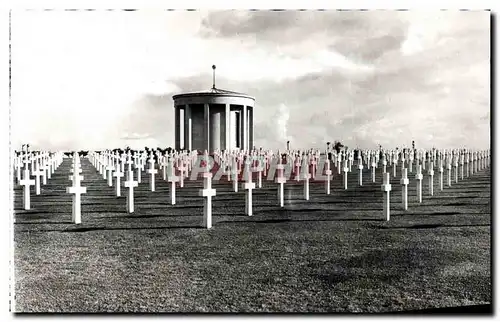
[13,157,491,313]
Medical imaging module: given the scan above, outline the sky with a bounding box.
[10,10,490,151]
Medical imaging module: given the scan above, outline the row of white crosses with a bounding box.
[18,151,64,211]
[77,147,490,227]
[88,149,192,213]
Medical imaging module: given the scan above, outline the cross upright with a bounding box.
[243,158,256,216]
[415,164,423,203]
[310,156,317,180]
[66,160,87,224]
[358,157,364,186]
[20,167,35,210]
[148,154,158,192]
[400,168,409,210]
[439,157,444,191]
[167,157,180,205]
[343,159,349,190]
[105,156,114,187]
[199,172,216,229]
[325,155,332,195]
[301,156,311,200]
[427,158,434,196]
[124,167,138,213]
[32,161,43,195]
[231,157,239,192]
[275,159,287,208]
[381,172,392,221]
[113,163,125,197]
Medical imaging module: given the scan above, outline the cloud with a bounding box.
[11,10,490,151]
[120,132,152,140]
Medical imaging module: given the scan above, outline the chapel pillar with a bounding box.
[184,104,192,151]
[174,106,181,150]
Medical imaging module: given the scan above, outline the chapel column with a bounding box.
[174,106,181,150]
[204,103,210,152]
[248,107,254,151]
[225,104,230,151]
[242,105,247,152]
[184,104,192,151]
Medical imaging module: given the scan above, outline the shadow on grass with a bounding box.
[218,218,381,224]
[376,223,490,230]
[14,210,69,215]
[20,225,205,233]
[398,212,461,216]
[392,303,492,314]
[97,214,202,219]
[15,221,72,225]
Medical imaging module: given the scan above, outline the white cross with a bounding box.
[178,162,187,188]
[382,156,387,174]
[32,163,43,195]
[381,172,392,221]
[439,157,444,191]
[167,164,180,205]
[161,156,169,181]
[275,164,287,208]
[106,157,114,187]
[20,168,35,210]
[14,156,22,185]
[102,155,108,179]
[371,160,377,183]
[325,156,332,195]
[427,159,434,196]
[242,159,256,216]
[148,156,158,192]
[392,156,398,177]
[252,157,263,189]
[136,156,144,184]
[453,158,459,184]
[294,156,301,181]
[199,172,216,229]
[114,166,124,197]
[447,159,452,187]
[124,168,138,213]
[400,168,409,210]
[310,157,317,180]
[415,165,423,203]
[40,161,48,185]
[343,160,349,190]
[66,164,87,224]
[301,157,311,200]
[231,158,239,193]
[358,161,364,186]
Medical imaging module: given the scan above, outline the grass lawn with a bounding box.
[13,157,491,312]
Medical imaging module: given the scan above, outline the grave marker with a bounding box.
[114,166,124,197]
[343,160,349,190]
[148,155,158,192]
[66,160,87,224]
[381,172,392,221]
[325,157,332,195]
[275,162,287,208]
[415,165,423,203]
[400,168,409,210]
[243,159,256,216]
[301,157,311,200]
[199,172,216,229]
[124,168,138,213]
[20,168,35,210]
[358,161,364,186]
[428,159,434,196]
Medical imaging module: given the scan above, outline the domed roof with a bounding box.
[172,87,255,100]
